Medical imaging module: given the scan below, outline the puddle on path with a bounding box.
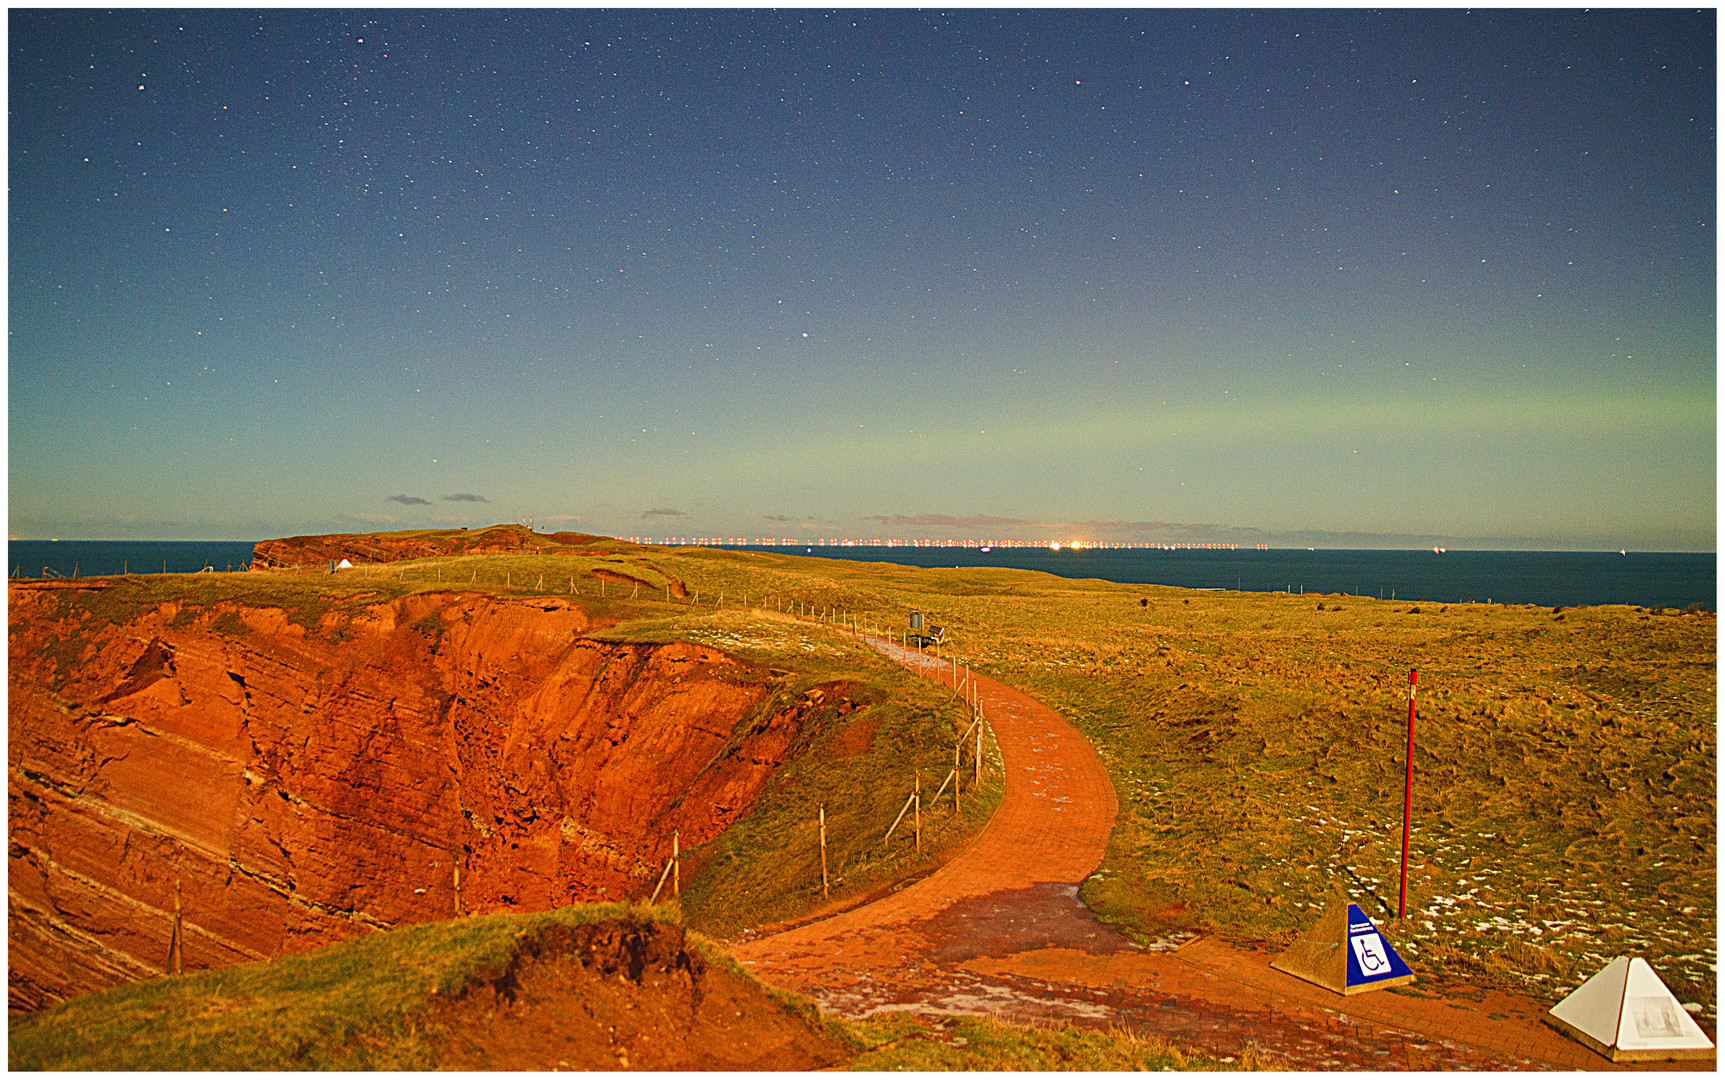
[912,882,1142,965]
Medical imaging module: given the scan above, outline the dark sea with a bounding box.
[9,540,260,578]
[743,545,1717,612]
[7,540,1715,611]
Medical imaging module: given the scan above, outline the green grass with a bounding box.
[845,1012,1240,1070]
[7,903,662,1070]
[665,610,1003,937]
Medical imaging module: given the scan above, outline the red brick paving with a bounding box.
[728,640,1715,1070]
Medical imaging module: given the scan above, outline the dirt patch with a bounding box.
[828,710,884,758]
[593,567,662,593]
[812,681,881,758]
[431,919,847,1070]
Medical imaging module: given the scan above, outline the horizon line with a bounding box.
[9,535,1716,555]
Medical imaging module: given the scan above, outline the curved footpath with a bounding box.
[729,639,1713,1070]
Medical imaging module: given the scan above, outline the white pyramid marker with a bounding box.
[1547,957,1714,1062]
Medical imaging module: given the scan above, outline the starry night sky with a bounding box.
[9,9,1715,548]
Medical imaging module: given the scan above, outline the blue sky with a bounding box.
[9,9,1715,548]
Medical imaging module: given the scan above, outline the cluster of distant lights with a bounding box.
[625,537,1246,551]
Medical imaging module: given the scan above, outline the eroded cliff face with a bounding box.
[9,583,819,1011]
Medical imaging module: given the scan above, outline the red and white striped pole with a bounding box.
[1398,669,1417,919]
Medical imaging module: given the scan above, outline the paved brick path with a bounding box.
[728,641,1714,1070]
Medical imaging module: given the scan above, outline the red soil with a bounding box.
[431,919,846,1070]
[7,582,828,1012]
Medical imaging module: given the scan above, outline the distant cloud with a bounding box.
[387,494,431,506]
[443,493,489,503]
[761,514,793,522]
[641,507,685,519]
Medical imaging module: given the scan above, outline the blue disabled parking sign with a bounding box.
[1345,904,1414,987]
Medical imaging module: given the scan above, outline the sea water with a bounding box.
[745,546,1716,612]
[8,540,260,578]
[7,540,1714,611]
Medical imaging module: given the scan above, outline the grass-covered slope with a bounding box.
[9,902,1228,1071]
[6,897,828,1069]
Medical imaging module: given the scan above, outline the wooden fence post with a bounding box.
[650,853,674,905]
[954,741,962,807]
[454,858,462,917]
[976,723,983,786]
[883,782,919,848]
[673,829,680,898]
[820,807,829,898]
[169,878,183,975]
[914,774,922,853]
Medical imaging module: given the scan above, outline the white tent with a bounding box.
[337,558,353,569]
[1547,956,1714,1062]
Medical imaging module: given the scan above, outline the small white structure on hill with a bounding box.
[1547,956,1714,1062]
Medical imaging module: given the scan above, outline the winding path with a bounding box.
[729,640,1712,1070]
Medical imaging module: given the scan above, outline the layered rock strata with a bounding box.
[9,583,813,1011]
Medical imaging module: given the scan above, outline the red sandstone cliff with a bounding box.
[8,582,828,1011]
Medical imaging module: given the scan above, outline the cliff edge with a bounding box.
[9,577,824,1011]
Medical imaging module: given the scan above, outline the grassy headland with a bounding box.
[22,528,1716,1015]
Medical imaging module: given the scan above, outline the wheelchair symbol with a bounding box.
[1350,932,1390,975]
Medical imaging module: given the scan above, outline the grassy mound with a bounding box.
[6,904,848,1070]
